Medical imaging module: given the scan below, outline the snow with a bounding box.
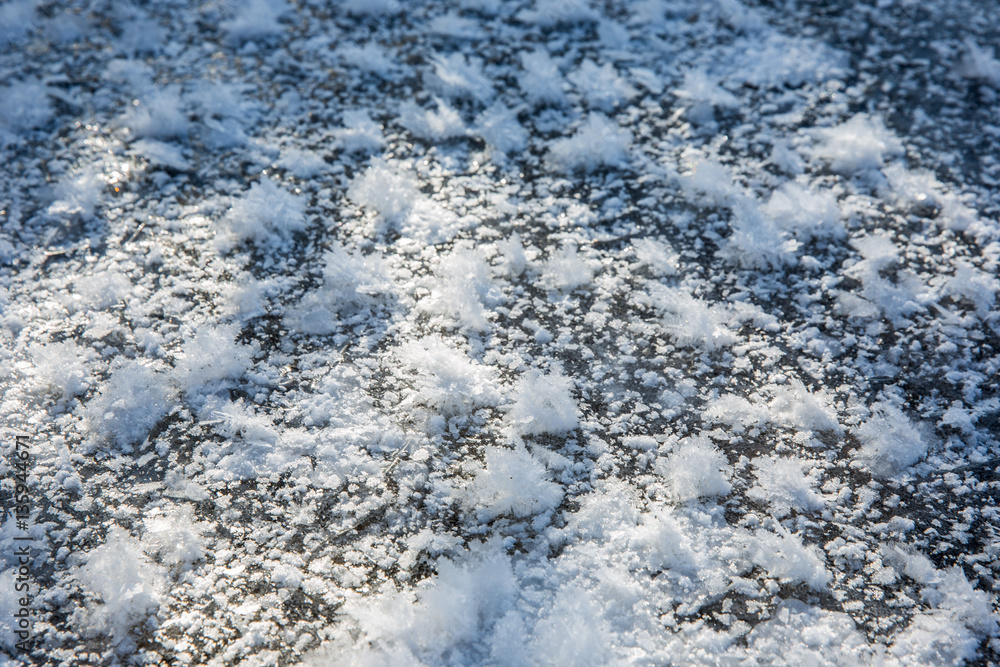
[3,0,1000,664]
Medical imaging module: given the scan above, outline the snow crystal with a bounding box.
[647,285,737,351]
[632,237,680,276]
[219,177,307,250]
[132,138,192,172]
[474,103,528,156]
[174,324,253,396]
[421,244,500,332]
[809,114,904,174]
[333,110,386,155]
[749,527,831,590]
[396,335,500,418]
[519,49,568,107]
[767,379,841,433]
[546,114,632,173]
[348,159,420,227]
[427,53,494,101]
[540,244,594,292]
[465,445,563,521]
[29,340,92,398]
[121,86,189,140]
[84,359,173,450]
[287,243,394,334]
[0,79,52,143]
[763,181,844,242]
[399,98,466,142]
[221,0,290,44]
[747,455,824,518]
[674,69,739,124]
[567,60,637,112]
[957,38,1000,88]
[275,147,326,178]
[658,436,732,503]
[340,0,400,16]
[47,166,103,220]
[74,527,164,647]
[142,506,207,568]
[854,401,927,478]
[506,368,579,436]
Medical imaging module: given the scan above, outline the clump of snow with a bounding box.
[647,285,737,350]
[142,506,207,568]
[427,53,494,101]
[219,178,307,250]
[465,445,563,521]
[399,98,466,141]
[567,60,637,111]
[767,379,841,432]
[956,38,1000,88]
[338,42,397,77]
[737,599,869,664]
[747,455,824,518]
[658,436,732,503]
[333,110,386,154]
[348,159,419,226]
[547,114,632,173]
[516,0,600,26]
[221,0,290,44]
[174,324,253,395]
[674,69,739,124]
[473,103,528,155]
[84,359,173,450]
[74,268,131,310]
[519,49,567,106]
[48,166,104,219]
[396,336,500,418]
[0,79,52,143]
[762,181,844,241]
[287,243,394,334]
[506,368,578,436]
[421,244,501,332]
[340,0,399,16]
[839,233,932,325]
[29,340,92,397]
[809,114,903,174]
[540,244,594,292]
[428,12,482,39]
[943,260,998,317]
[853,401,927,478]
[749,527,831,590]
[704,393,770,433]
[121,86,190,140]
[882,163,978,232]
[74,527,164,648]
[275,147,326,178]
[132,138,192,171]
[632,237,679,276]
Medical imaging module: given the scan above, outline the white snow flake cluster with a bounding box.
[0,0,999,665]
